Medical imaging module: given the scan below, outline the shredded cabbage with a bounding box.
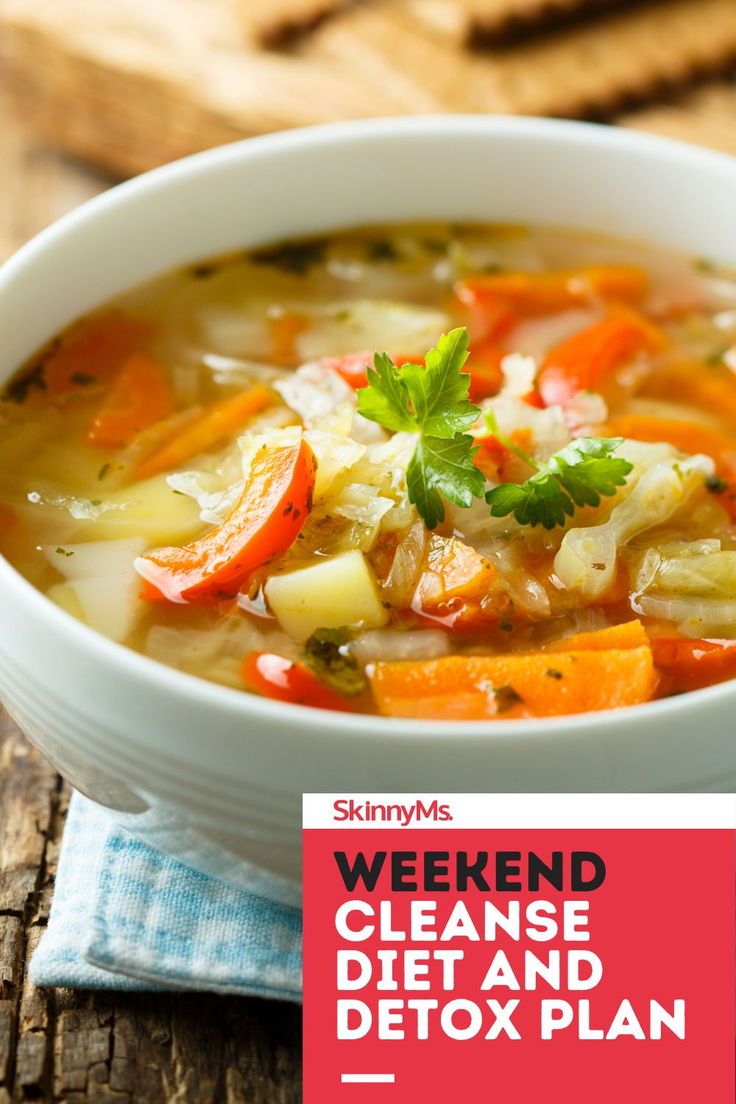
[554,454,715,599]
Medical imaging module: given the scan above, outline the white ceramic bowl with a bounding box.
[2,118,736,899]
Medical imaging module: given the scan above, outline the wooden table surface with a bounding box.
[0,94,301,1104]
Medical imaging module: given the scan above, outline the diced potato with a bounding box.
[74,475,203,544]
[42,537,147,581]
[265,550,389,642]
[45,536,147,642]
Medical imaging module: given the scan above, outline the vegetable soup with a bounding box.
[3,223,736,719]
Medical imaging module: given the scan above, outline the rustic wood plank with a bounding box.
[621,81,736,156]
[3,0,736,180]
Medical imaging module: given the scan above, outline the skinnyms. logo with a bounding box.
[333,799,453,827]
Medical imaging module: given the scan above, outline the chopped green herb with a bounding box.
[191,262,218,279]
[5,360,47,404]
[706,474,729,494]
[485,419,633,530]
[97,463,111,481]
[422,237,448,255]
[706,346,729,367]
[546,668,564,680]
[499,619,514,633]
[494,685,523,713]
[251,238,327,276]
[357,328,484,528]
[70,372,96,386]
[368,239,400,262]
[304,628,366,696]
[55,547,74,558]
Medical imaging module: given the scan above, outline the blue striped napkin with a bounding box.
[30,792,302,1000]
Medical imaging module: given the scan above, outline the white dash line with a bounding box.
[341,1073,395,1084]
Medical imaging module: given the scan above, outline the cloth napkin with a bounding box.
[30,792,302,1000]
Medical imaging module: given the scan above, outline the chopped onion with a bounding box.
[509,308,601,360]
[632,593,736,626]
[274,361,355,424]
[500,354,537,398]
[296,300,448,361]
[381,522,427,606]
[564,390,608,435]
[350,628,450,666]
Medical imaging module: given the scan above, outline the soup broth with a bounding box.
[2,223,736,719]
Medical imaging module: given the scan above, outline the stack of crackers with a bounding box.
[0,0,735,177]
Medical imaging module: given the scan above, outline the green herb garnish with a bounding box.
[304,628,365,696]
[357,328,484,528]
[494,685,523,712]
[368,239,400,262]
[485,414,633,530]
[251,238,327,276]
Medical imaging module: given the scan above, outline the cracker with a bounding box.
[237,0,352,47]
[404,0,642,47]
[621,82,736,156]
[307,0,736,117]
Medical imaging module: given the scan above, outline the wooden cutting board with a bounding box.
[1,0,736,179]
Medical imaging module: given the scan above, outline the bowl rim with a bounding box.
[3,113,736,742]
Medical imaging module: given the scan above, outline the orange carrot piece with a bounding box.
[410,536,508,633]
[545,620,649,653]
[133,384,274,480]
[415,536,498,608]
[605,413,736,519]
[137,438,316,604]
[538,311,662,406]
[241,652,352,712]
[43,312,152,397]
[455,266,647,319]
[605,415,736,478]
[474,427,534,481]
[86,353,174,450]
[643,361,736,427]
[270,311,309,365]
[651,637,736,693]
[371,646,657,720]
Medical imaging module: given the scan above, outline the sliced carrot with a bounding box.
[474,427,534,481]
[651,637,736,693]
[455,266,647,320]
[605,414,736,476]
[241,651,352,711]
[605,413,736,519]
[538,311,662,407]
[642,360,736,427]
[546,620,649,652]
[371,646,657,720]
[270,311,309,365]
[137,438,316,603]
[411,536,508,632]
[414,536,498,606]
[86,353,174,450]
[43,312,152,397]
[133,384,274,480]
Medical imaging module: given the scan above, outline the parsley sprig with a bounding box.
[357,328,484,528]
[484,412,633,529]
[357,327,634,530]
